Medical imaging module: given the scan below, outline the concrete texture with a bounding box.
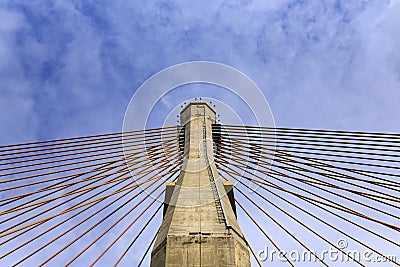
[150,102,250,266]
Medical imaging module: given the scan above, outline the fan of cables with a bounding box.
[0,124,398,266]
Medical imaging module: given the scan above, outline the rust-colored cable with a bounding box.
[0,133,178,173]
[113,203,163,266]
[39,165,177,266]
[0,137,178,181]
[0,152,172,220]
[221,124,400,139]
[216,159,400,244]
[1,145,180,215]
[0,156,180,239]
[235,200,295,267]
[0,126,178,157]
[217,149,400,222]
[0,125,178,152]
[230,172,366,266]
[137,229,159,267]
[219,164,399,265]
[0,145,171,190]
[220,171,329,266]
[5,161,181,264]
[221,141,400,203]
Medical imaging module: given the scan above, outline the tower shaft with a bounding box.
[151,102,250,266]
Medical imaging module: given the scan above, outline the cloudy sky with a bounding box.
[1,1,400,266]
[1,0,399,145]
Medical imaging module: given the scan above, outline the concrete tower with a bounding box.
[150,102,250,266]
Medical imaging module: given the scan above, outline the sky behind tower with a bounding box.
[1,0,399,145]
[1,1,400,266]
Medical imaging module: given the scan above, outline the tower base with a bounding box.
[151,233,250,266]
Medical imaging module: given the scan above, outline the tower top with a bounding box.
[179,101,216,126]
[180,101,216,115]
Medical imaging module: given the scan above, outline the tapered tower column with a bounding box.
[150,102,250,266]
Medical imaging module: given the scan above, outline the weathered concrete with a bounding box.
[151,102,250,266]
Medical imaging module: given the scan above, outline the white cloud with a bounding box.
[384,0,400,81]
[1,0,399,142]
[0,7,40,143]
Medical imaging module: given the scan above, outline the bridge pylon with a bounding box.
[150,101,250,266]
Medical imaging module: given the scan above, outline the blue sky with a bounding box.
[0,0,400,266]
[1,0,400,145]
